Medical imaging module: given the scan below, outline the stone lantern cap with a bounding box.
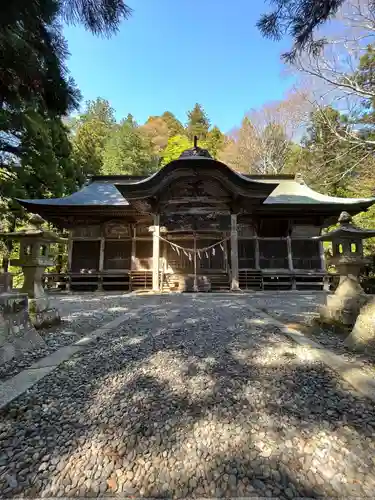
[0,215,67,243]
[314,211,375,242]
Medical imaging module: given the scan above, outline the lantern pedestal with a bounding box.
[1,215,66,329]
[314,212,375,330]
[19,265,61,329]
[0,290,45,366]
[319,256,368,327]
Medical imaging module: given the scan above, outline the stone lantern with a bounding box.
[314,211,375,326]
[0,215,67,328]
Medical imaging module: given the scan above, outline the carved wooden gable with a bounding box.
[160,176,231,214]
[104,221,130,238]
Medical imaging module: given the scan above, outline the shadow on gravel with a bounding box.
[0,295,374,498]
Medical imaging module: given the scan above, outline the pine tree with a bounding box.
[205,126,224,158]
[186,103,210,141]
[71,98,115,178]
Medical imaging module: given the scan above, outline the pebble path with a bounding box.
[0,294,374,498]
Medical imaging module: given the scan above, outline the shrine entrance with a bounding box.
[162,233,229,274]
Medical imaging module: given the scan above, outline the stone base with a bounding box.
[28,296,61,329]
[319,276,368,327]
[0,292,46,366]
[183,276,212,292]
[30,307,61,329]
[345,298,375,352]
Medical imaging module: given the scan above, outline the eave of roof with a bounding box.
[264,180,375,205]
[16,180,129,208]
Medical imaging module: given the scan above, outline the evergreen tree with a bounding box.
[186,103,210,141]
[71,98,115,178]
[161,111,184,137]
[205,126,225,158]
[299,107,359,195]
[102,121,158,175]
[258,0,346,60]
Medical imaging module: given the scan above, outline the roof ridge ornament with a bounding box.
[338,211,352,225]
[179,136,213,159]
[294,172,305,184]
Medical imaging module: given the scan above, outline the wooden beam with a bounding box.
[152,214,160,291]
[230,214,240,290]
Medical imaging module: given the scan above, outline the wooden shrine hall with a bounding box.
[17,142,375,292]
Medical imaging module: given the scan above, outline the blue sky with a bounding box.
[63,0,294,134]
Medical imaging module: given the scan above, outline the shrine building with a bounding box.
[16,144,375,292]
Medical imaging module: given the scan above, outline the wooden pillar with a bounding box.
[98,236,105,291]
[66,233,73,292]
[319,241,326,271]
[152,215,160,291]
[287,236,293,271]
[230,214,240,290]
[131,225,136,271]
[287,236,296,290]
[255,237,260,270]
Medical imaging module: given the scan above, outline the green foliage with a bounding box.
[258,0,345,60]
[205,126,225,158]
[160,135,191,166]
[186,103,210,141]
[102,121,158,175]
[296,107,360,195]
[71,98,115,178]
[161,112,184,137]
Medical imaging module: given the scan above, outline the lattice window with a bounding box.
[104,241,131,270]
[238,224,255,237]
[135,240,153,270]
[259,240,288,269]
[258,220,288,237]
[197,240,226,270]
[238,240,255,268]
[291,225,320,237]
[292,240,321,269]
[136,224,152,236]
[72,226,101,238]
[71,241,100,272]
[166,239,194,271]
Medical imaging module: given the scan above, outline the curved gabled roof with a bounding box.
[16,151,375,218]
[264,180,375,205]
[114,156,279,199]
[17,180,129,208]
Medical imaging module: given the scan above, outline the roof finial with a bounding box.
[193,135,198,148]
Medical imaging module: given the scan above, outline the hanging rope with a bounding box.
[157,234,229,258]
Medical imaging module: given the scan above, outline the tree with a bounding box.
[102,121,158,175]
[140,117,169,155]
[289,3,375,152]
[296,107,363,195]
[160,135,191,166]
[219,117,259,172]
[205,126,225,158]
[161,112,184,137]
[257,0,346,60]
[220,93,308,174]
[186,103,210,141]
[0,0,131,117]
[71,98,115,178]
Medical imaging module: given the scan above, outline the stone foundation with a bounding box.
[345,298,375,352]
[319,276,368,327]
[0,293,46,365]
[28,298,61,329]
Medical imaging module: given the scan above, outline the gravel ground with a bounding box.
[0,294,375,498]
[250,291,375,374]
[0,293,134,382]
